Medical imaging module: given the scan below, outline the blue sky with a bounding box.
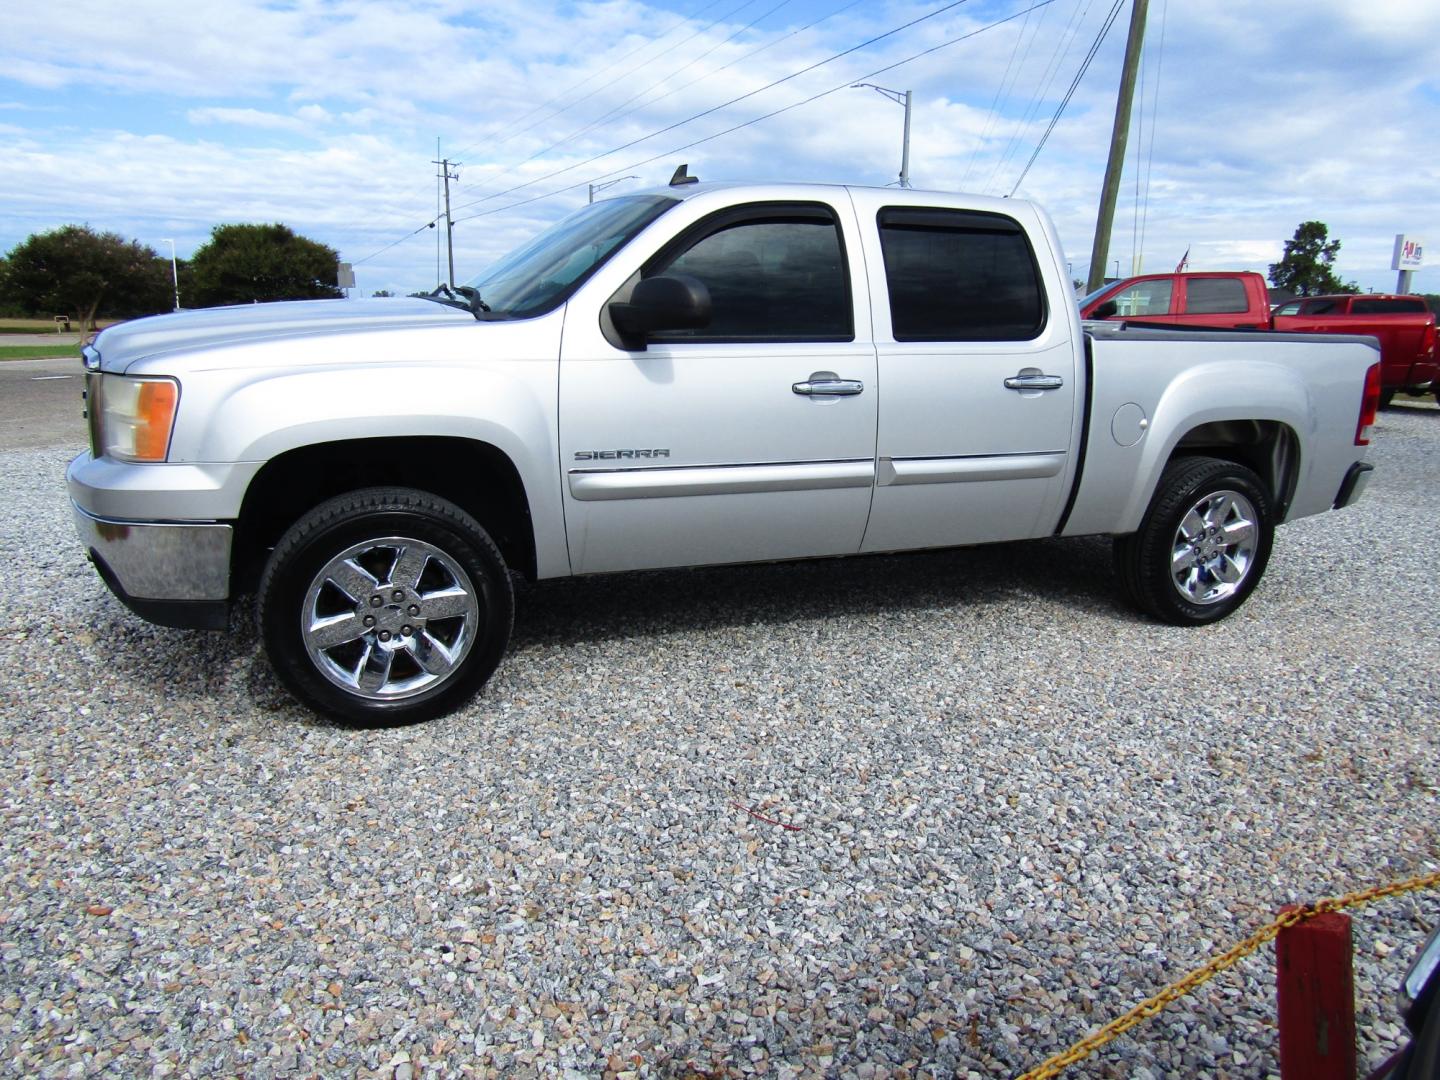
[3,0,1437,298]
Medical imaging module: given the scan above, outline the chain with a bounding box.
[1015,869,1440,1080]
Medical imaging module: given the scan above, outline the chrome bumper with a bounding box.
[71,502,233,602]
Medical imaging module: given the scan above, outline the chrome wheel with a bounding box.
[301,536,480,700]
[1169,489,1257,605]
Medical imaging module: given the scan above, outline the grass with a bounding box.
[0,317,117,334]
[0,345,81,360]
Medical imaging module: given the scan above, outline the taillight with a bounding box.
[1356,362,1381,446]
[1423,320,1436,361]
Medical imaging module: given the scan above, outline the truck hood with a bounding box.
[87,297,476,374]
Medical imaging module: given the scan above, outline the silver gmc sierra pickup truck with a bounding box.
[68,178,1380,723]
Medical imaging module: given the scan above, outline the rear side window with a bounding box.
[1184,277,1249,314]
[1299,299,1342,315]
[878,208,1046,341]
[1352,298,1427,315]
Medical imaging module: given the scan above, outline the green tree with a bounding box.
[1268,221,1359,297]
[189,223,342,307]
[0,225,173,319]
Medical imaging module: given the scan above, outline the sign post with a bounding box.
[1391,234,1423,294]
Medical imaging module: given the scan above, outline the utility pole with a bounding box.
[1086,0,1148,294]
[432,157,460,288]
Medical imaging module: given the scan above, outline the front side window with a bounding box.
[648,209,852,342]
[1107,279,1173,319]
[1184,277,1248,314]
[1299,298,1342,315]
[878,208,1046,341]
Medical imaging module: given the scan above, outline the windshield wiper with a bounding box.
[416,283,465,309]
[417,283,490,318]
[454,285,491,314]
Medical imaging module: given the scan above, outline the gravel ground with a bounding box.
[0,404,1437,1079]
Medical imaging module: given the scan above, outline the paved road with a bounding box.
[0,356,87,451]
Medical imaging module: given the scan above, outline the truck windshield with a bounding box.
[459,195,677,319]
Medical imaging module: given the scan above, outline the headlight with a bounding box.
[95,376,180,462]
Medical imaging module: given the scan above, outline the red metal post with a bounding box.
[1276,907,1356,1080]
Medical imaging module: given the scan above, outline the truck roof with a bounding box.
[618,179,1040,217]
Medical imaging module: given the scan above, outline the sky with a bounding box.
[2,0,1437,299]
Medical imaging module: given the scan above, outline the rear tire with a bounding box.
[258,487,513,725]
[1380,390,1395,409]
[1114,456,1273,626]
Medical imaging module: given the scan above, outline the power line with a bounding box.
[447,0,760,168]
[1007,0,1124,197]
[983,0,1096,192]
[1135,0,1168,270]
[365,0,731,218]
[445,0,732,164]
[446,0,985,220]
[960,8,1034,187]
[353,219,438,267]
[455,0,1056,229]
[979,2,1051,195]
[447,0,866,213]
[357,0,1050,272]
[452,0,798,209]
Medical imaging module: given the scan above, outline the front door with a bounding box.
[559,198,878,574]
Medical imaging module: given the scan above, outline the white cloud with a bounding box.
[0,0,1437,297]
[186,107,316,133]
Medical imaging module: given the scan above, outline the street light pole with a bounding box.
[161,238,180,311]
[588,175,638,203]
[852,83,913,188]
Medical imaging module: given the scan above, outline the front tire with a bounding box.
[258,487,513,725]
[1114,456,1274,626]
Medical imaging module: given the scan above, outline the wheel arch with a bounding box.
[232,436,537,594]
[1170,418,1300,519]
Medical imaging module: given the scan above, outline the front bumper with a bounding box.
[71,502,233,630]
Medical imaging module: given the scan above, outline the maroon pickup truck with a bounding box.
[1082,273,1438,404]
[1272,295,1438,405]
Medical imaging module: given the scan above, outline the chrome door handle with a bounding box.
[1004,373,1064,391]
[793,378,864,396]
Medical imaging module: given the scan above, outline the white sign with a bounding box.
[1392,234,1424,271]
[337,262,356,289]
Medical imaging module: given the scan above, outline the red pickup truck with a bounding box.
[1272,295,1438,404]
[1081,272,1438,403]
[1080,271,1273,329]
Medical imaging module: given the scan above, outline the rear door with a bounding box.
[856,198,1081,552]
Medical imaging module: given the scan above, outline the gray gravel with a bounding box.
[1,403,1437,1079]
